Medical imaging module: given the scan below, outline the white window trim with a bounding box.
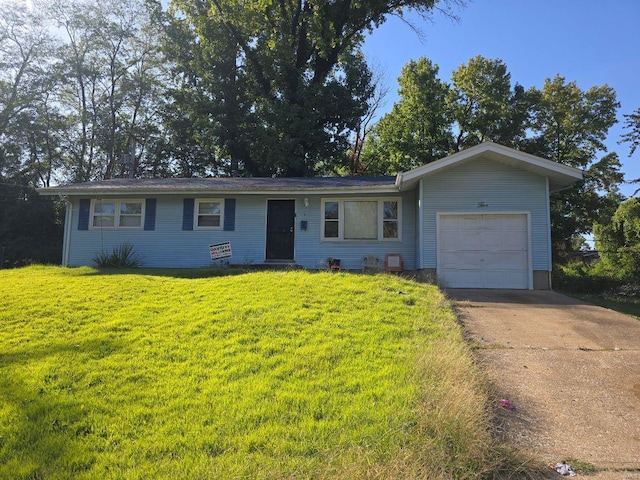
[90,199,144,230]
[321,197,402,242]
[194,198,225,230]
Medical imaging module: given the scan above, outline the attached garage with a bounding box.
[394,143,583,290]
[437,213,530,289]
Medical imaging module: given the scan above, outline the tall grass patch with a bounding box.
[1,266,495,479]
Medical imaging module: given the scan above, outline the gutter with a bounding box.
[39,186,402,196]
[60,195,72,267]
[548,170,585,193]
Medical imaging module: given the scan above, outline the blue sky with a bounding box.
[362,0,640,198]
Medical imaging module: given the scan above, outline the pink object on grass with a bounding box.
[500,398,515,410]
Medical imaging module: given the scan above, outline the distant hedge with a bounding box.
[0,185,63,268]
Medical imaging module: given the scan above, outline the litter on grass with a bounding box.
[499,398,515,410]
[554,461,577,476]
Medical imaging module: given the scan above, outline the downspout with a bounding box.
[545,177,552,289]
[60,195,72,267]
[418,178,424,272]
[394,173,403,190]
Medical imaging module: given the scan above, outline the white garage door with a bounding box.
[438,214,529,289]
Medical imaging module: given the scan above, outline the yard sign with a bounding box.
[209,242,232,261]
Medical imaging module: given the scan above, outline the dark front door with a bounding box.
[266,200,295,260]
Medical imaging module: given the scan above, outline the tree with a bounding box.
[449,55,535,150]
[621,107,640,157]
[49,0,168,182]
[332,63,389,176]
[163,0,453,177]
[0,183,64,267]
[526,75,621,258]
[361,55,536,175]
[620,107,640,194]
[594,197,640,281]
[0,0,57,183]
[365,57,452,173]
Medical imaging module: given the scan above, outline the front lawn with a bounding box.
[1,266,499,479]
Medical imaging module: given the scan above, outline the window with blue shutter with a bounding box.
[78,199,90,230]
[223,198,236,231]
[144,198,157,231]
[182,198,194,230]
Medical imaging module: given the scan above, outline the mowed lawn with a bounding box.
[0,266,497,479]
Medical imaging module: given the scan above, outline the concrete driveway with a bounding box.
[446,289,640,479]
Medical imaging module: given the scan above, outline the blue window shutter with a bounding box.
[144,198,157,231]
[224,198,236,231]
[182,198,194,230]
[78,199,90,230]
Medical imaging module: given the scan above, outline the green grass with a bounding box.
[569,293,640,319]
[0,266,502,479]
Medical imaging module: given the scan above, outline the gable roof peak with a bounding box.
[397,142,583,192]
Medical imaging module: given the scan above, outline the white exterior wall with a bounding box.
[419,158,551,272]
[65,191,416,270]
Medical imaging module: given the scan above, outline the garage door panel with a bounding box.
[441,269,483,288]
[485,217,506,229]
[440,251,485,268]
[440,268,529,289]
[462,217,484,229]
[500,232,528,251]
[480,232,504,250]
[441,252,526,271]
[482,251,528,269]
[438,214,529,289]
[483,270,528,289]
[440,232,481,250]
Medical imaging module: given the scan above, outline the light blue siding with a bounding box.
[296,191,416,270]
[419,158,551,271]
[62,159,550,272]
[66,191,417,270]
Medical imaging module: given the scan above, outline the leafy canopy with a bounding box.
[164,0,447,176]
[595,198,640,281]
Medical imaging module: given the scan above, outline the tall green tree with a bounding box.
[0,2,65,267]
[340,66,389,175]
[364,57,452,173]
[163,0,451,177]
[594,197,640,281]
[620,107,640,157]
[526,75,621,257]
[49,0,168,182]
[0,0,57,183]
[449,55,534,150]
[621,107,640,194]
[361,55,535,174]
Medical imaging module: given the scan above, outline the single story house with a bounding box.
[39,142,583,289]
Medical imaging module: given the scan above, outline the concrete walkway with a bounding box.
[447,289,640,479]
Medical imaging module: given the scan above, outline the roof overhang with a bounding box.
[37,177,399,197]
[396,142,583,192]
[38,143,583,197]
